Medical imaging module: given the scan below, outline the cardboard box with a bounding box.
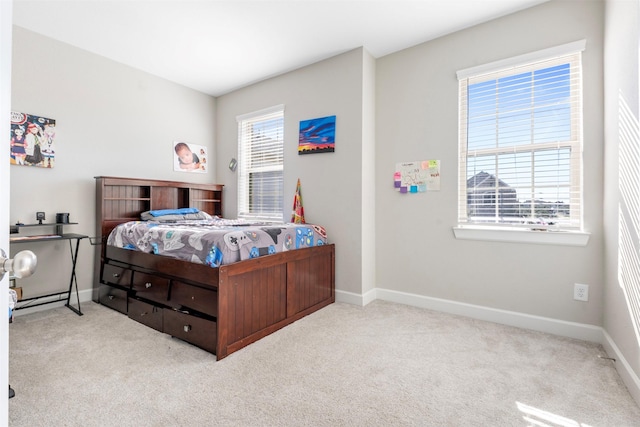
[13,287,22,301]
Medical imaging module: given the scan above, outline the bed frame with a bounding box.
[93,176,335,359]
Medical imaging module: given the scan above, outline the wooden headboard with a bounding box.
[94,176,224,241]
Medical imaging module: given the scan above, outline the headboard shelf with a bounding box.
[95,176,224,240]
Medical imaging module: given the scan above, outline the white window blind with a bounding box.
[457,44,584,231]
[237,105,284,222]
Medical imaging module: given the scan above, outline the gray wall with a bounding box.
[10,26,217,299]
[603,0,640,404]
[376,0,605,325]
[215,48,373,296]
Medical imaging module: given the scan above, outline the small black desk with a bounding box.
[10,232,87,316]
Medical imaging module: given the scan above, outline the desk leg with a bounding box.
[65,238,83,316]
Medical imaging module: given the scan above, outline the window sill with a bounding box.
[452,226,590,247]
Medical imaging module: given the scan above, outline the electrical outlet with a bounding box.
[574,283,589,301]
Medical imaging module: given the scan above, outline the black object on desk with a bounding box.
[9,222,86,316]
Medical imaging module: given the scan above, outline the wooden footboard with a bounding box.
[217,243,335,359]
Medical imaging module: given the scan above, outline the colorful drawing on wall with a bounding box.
[298,115,336,155]
[10,111,56,168]
[173,141,208,173]
[394,160,440,193]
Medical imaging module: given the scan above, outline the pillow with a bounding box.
[140,208,214,222]
[148,207,200,217]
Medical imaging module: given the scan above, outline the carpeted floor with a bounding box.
[8,300,640,426]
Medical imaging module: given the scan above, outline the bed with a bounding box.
[93,176,335,359]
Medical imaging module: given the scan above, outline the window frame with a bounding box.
[236,104,285,222]
[454,41,590,246]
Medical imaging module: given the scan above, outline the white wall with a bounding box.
[603,0,640,405]
[375,0,605,326]
[216,48,370,296]
[10,26,217,301]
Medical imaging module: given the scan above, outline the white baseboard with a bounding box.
[601,329,640,406]
[377,288,604,342]
[336,288,376,306]
[12,288,94,317]
[339,287,603,342]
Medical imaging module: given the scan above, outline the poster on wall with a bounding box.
[394,160,440,193]
[10,111,56,168]
[173,141,208,173]
[298,115,336,155]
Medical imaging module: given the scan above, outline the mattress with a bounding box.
[107,218,328,267]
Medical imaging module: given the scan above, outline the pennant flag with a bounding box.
[291,178,306,224]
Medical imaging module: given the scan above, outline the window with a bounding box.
[237,105,284,222]
[457,41,585,232]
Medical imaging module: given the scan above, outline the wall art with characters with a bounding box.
[10,112,56,168]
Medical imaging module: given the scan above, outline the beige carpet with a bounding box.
[8,300,640,426]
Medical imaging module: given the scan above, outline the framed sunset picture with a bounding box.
[298,115,336,155]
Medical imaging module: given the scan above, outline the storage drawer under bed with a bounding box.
[101,264,132,287]
[163,308,217,353]
[128,297,163,332]
[98,285,128,314]
[131,271,170,304]
[169,280,218,317]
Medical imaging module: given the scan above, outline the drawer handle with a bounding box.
[112,273,120,278]
[108,295,114,300]
[145,282,152,288]
[183,325,191,333]
[141,311,148,316]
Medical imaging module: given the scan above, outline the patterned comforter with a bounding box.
[107,218,328,267]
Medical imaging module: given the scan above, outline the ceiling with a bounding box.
[13,0,549,97]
